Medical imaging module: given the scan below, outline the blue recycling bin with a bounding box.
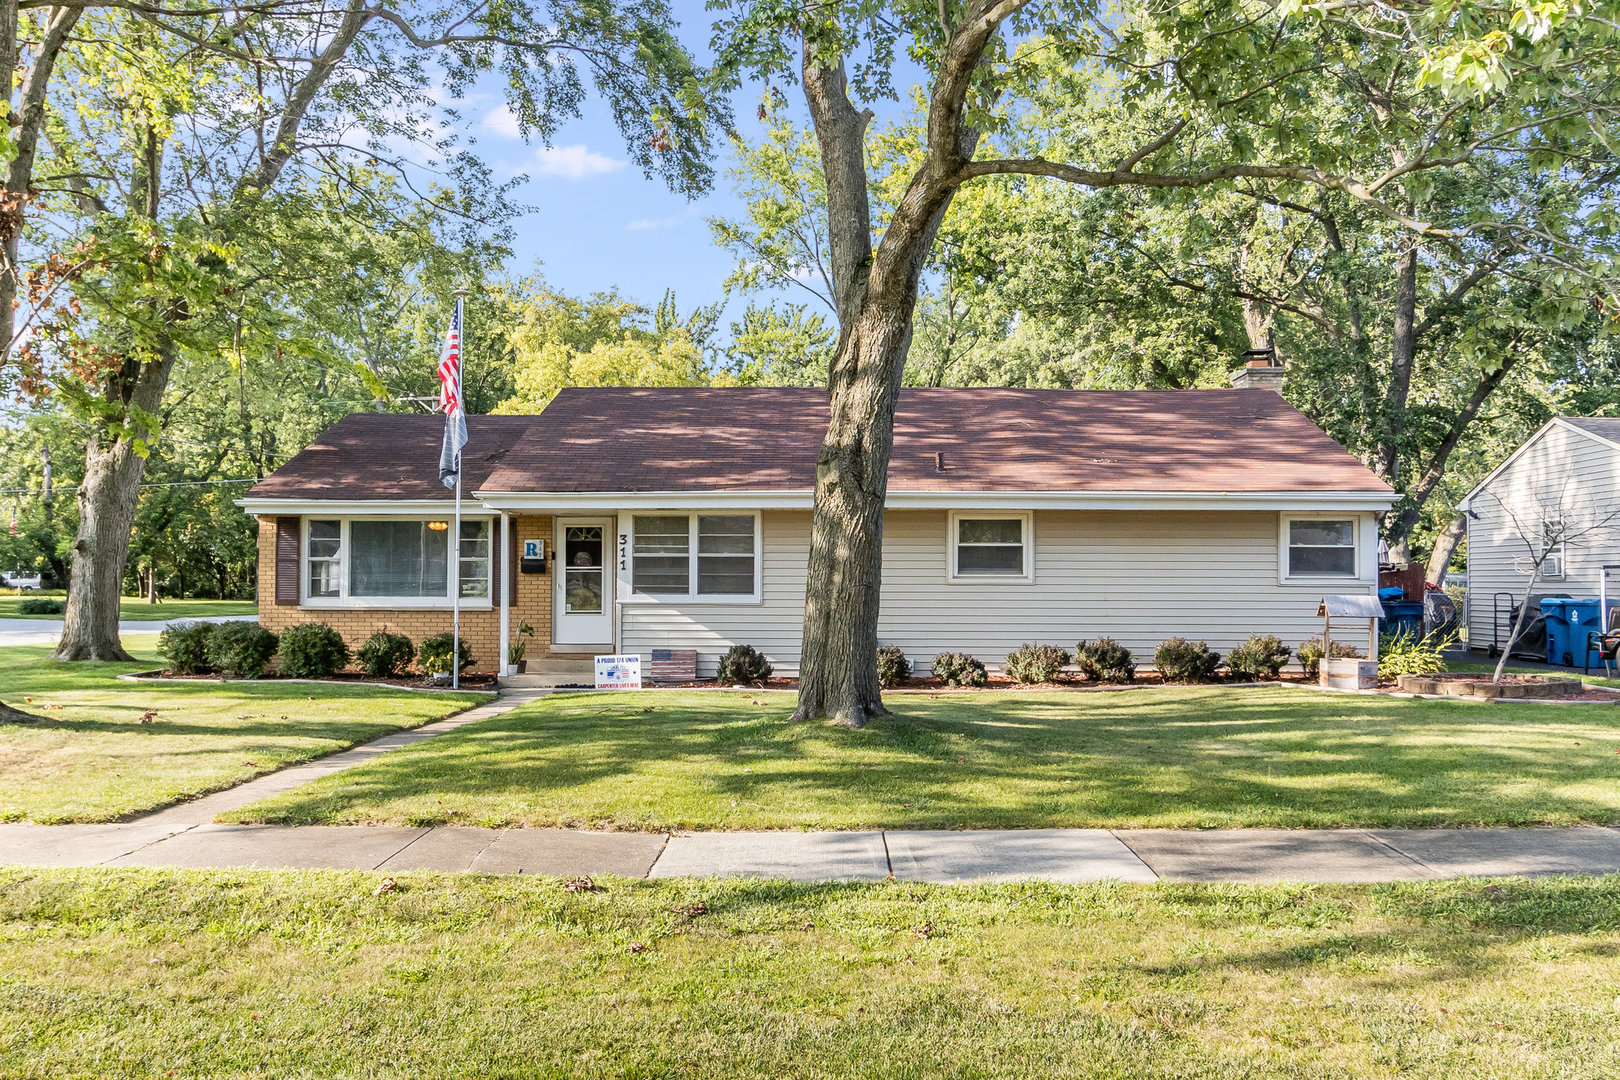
[1541,598,1605,668]
[1380,600,1424,639]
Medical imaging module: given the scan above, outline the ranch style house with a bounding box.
[238,380,1396,681]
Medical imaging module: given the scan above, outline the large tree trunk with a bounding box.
[1426,512,1465,586]
[792,304,916,725]
[54,357,175,661]
[1374,237,1419,481]
[54,435,149,660]
[790,17,987,723]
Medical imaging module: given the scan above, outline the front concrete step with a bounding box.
[502,673,596,689]
[521,656,599,675]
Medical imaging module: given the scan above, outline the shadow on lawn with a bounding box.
[236,687,1620,828]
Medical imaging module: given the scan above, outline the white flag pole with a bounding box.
[452,288,467,690]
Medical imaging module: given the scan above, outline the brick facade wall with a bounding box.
[254,514,555,675]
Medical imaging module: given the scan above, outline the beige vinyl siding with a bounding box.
[620,508,1377,676]
[1465,422,1620,650]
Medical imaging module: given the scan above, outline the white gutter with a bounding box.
[241,490,1397,515]
[474,489,1398,512]
[236,498,497,517]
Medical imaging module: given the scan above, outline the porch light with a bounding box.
[426,520,449,531]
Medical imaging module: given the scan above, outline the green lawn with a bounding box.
[0,590,258,621]
[225,686,1620,831]
[0,640,488,823]
[3,869,1619,1078]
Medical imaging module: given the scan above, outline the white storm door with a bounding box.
[554,519,613,645]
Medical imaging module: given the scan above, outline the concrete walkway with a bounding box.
[135,688,549,827]
[5,821,1620,883]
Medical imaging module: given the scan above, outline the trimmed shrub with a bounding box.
[207,622,279,679]
[931,652,988,688]
[158,621,216,675]
[1003,643,1070,685]
[419,633,475,677]
[876,645,912,688]
[1154,637,1222,683]
[358,631,416,678]
[277,623,350,678]
[16,597,63,615]
[1377,629,1456,681]
[1074,637,1135,683]
[1226,634,1292,681]
[1297,636,1362,680]
[717,644,773,686]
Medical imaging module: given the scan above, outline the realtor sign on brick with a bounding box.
[594,654,642,690]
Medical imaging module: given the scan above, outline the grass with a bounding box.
[0,640,488,823]
[225,686,1620,831]
[0,590,257,621]
[3,868,1619,1078]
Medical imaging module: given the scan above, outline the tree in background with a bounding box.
[1,0,717,661]
[707,0,1620,724]
[492,279,724,411]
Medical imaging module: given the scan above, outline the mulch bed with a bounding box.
[643,674,1318,692]
[130,670,500,691]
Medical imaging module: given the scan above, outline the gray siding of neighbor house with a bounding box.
[1465,422,1620,650]
[619,508,1379,676]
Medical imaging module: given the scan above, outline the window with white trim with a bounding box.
[1285,518,1357,578]
[628,513,759,600]
[949,512,1033,581]
[1541,519,1566,579]
[303,518,492,605]
[306,520,341,598]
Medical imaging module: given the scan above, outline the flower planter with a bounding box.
[516,659,528,674]
[1321,657,1377,690]
[1396,674,1583,699]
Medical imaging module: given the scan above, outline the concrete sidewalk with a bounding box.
[5,822,1620,883]
[0,613,255,647]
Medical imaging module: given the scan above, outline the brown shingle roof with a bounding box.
[244,414,535,501]
[480,387,1390,494]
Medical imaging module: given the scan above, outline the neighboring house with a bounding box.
[238,383,1396,678]
[1458,416,1620,651]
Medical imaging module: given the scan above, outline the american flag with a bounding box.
[650,649,697,683]
[437,302,467,489]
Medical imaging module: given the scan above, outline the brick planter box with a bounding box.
[1396,674,1583,699]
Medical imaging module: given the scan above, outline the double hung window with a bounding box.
[629,514,760,600]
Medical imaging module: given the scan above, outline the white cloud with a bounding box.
[530,144,626,180]
[626,216,682,231]
[481,106,522,138]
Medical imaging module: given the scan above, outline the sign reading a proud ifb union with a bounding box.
[594,655,642,690]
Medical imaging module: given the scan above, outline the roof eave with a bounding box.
[472,489,1397,512]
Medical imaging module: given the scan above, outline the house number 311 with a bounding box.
[618,533,628,571]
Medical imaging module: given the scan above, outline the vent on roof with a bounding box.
[935,451,947,473]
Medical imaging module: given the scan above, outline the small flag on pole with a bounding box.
[437,302,467,489]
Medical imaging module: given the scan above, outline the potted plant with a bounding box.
[509,620,535,673]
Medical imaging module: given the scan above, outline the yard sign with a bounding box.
[594,655,642,690]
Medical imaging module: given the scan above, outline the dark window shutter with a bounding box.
[509,524,519,606]
[274,517,300,606]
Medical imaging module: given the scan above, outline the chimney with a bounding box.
[1231,347,1285,393]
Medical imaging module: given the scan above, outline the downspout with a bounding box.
[498,511,510,677]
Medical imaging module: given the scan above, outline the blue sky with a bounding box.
[460,10,770,324]
[471,93,757,312]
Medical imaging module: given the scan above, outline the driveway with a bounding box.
[0,614,256,648]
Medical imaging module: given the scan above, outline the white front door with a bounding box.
[554,518,613,646]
